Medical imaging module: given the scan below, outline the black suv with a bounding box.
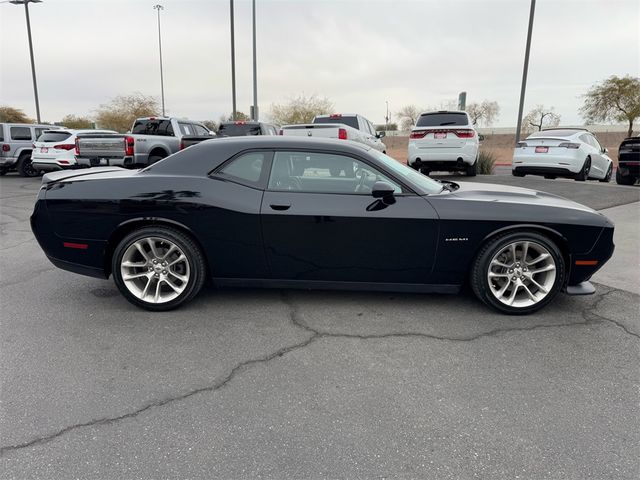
[616,137,639,185]
[217,121,278,137]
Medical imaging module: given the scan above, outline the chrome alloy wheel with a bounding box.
[487,240,557,308]
[120,237,190,304]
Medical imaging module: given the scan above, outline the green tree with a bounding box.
[95,93,160,133]
[60,114,94,129]
[581,75,640,137]
[269,94,333,126]
[0,106,33,123]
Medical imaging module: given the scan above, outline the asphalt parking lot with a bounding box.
[1,172,639,479]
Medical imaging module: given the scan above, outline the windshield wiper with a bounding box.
[439,121,457,126]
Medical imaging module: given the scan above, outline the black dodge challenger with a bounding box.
[31,137,614,314]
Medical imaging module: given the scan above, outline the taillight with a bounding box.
[1,144,10,152]
[54,144,75,150]
[338,128,347,140]
[516,142,528,148]
[278,129,283,135]
[75,137,80,155]
[454,130,475,138]
[410,130,428,139]
[558,142,580,149]
[125,136,135,156]
[330,113,342,118]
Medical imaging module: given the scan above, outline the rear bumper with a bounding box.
[408,143,477,166]
[76,156,135,168]
[409,158,470,172]
[512,151,582,173]
[0,156,18,167]
[31,161,78,172]
[512,166,578,178]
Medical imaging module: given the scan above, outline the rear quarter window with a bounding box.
[416,113,469,127]
[0,126,4,142]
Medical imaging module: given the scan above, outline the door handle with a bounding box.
[270,204,291,211]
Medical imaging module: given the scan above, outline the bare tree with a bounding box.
[95,93,161,132]
[466,101,500,126]
[268,94,333,126]
[219,111,250,123]
[522,105,561,133]
[580,75,640,137]
[396,105,424,131]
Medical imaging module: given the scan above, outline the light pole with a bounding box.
[385,101,389,131]
[515,0,536,145]
[153,4,166,116]
[230,0,237,120]
[8,0,42,123]
[251,0,258,121]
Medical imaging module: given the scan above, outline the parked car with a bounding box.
[616,136,639,185]
[217,121,278,137]
[513,128,613,182]
[407,110,479,176]
[31,137,614,314]
[0,123,61,177]
[31,129,117,172]
[75,117,215,168]
[280,114,386,153]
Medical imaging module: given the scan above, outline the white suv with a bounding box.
[31,129,116,172]
[407,110,479,176]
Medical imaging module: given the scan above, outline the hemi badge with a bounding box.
[575,260,598,266]
[63,242,88,250]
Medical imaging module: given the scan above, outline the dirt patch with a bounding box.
[385,132,628,166]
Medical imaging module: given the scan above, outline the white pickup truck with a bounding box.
[280,114,387,153]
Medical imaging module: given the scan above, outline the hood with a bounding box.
[448,181,596,213]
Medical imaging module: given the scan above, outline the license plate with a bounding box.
[535,146,548,153]
[41,147,48,153]
[434,132,447,139]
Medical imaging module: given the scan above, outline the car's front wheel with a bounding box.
[112,227,207,311]
[471,232,565,314]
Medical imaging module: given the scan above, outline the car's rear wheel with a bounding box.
[544,175,556,180]
[0,168,7,176]
[615,168,635,185]
[112,227,207,311]
[574,157,591,181]
[17,153,39,177]
[471,231,565,314]
[466,159,477,177]
[148,154,166,165]
[420,167,431,176]
[599,164,613,183]
[512,170,525,177]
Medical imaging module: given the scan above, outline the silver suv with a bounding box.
[0,123,61,177]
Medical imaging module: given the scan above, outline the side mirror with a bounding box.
[602,147,608,154]
[478,134,485,141]
[372,181,395,199]
[376,131,386,138]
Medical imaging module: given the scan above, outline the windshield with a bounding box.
[218,123,261,136]
[370,150,444,194]
[313,116,359,129]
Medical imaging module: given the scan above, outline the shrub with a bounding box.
[477,150,497,175]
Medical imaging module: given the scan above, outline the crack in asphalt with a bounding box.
[1,287,638,456]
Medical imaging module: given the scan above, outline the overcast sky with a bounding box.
[0,0,638,127]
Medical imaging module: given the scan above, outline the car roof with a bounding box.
[1,123,61,128]
[146,136,371,176]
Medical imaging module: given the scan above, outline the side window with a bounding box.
[10,127,32,141]
[218,152,266,186]
[579,134,590,145]
[0,126,5,142]
[193,124,210,135]
[268,151,402,194]
[589,134,601,151]
[35,128,47,139]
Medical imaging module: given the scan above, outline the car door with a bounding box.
[260,149,439,284]
[587,134,607,177]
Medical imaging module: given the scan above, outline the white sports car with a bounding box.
[512,128,613,182]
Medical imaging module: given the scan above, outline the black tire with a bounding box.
[112,226,207,311]
[615,168,635,185]
[599,164,613,183]
[0,168,7,176]
[470,231,566,315]
[420,167,431,176]
[17,153,39,178]
[466,160,477,177]
[544,175,557,180]
[512,170,525,177]
[574,157,591,181]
